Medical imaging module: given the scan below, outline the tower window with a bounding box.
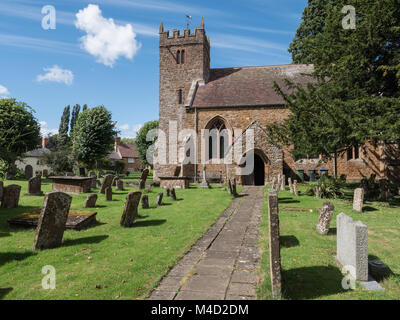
[181,50,185,64]
[178,89,183,104]
[177,50,181,64]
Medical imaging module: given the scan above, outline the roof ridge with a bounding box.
[211,64,313,71]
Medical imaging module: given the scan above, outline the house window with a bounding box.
[178,89,183,104]
[347,145,360,160]
[128,158,134,164]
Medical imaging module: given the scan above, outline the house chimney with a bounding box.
[114,137,121,152]
[42,137,49,149]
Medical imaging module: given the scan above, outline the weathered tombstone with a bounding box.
[268,190,281,298]
[280,174,285,191]
[379,179,391,201]
[105,187,112,201]
[316,202,335,235]
[155,192,163,206]
[171,188,177,201]
[116,179,124,191]
[100,174,114,194]
[360,178,369,195]
[232,178,238,197]
[0,181,3,201]
[141,195,149,209]
[84,194,98,208]
[315,186,321,199]
[200,166,211,189]
[166,188,170,197]
[228,179,233,195]
[96,180,101,188]
[79,168,86,177]
[293,180,299,196]
[120,191,142,227]
[33,192,72,250]
[28,175,43,196]
[25,165,33,180]
[288,177,293,193]
[271,177,276,191]
[1,185,21,209]
[112,176,119,187]
[336,213,368,281]
[91,178,97,189]
[42,169,49,178]
[139,169,149,190]
[353,188,364,212]
[276,175,281,191]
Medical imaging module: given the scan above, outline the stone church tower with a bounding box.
[156,18,210,178]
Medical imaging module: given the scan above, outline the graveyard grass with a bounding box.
[257,184,400,300]
[0,178,234,300]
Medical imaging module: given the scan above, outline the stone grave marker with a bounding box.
[139,169,149,190]
[91,178,97,189]
[200,166,211,189]
[100,174,114,194]
[293,180,299,196]
[353,188,364,212]
[33,192,72,250]
[1,184,22,209]
[116,179,124,191]
[96,180,101,188]
[232,178,238,197]
[280,174,285,191]
[84,194,98,208]
[171,188,177,201]
[155,192,163,206]
[379,179,392,201]
[25,165,33,180]
[120,191,142,227]
[316,202,335,235]
[336,213,368,281]
[271,177,276,191]
[105,187,112,201]
[28,175,43,196]
[112,176,119,187]
[268,189,281,298]
[166,188,170,197]
[42,170,49,178]
[288,177,293,193]
[315,186,321,199]
[360,178,369,195]
[141,195,149,209]
[228,179,233,195]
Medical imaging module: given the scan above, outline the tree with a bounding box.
[71,106,118,169]
[58,105,70,146]
[70,104,81,132]
[0,98,41,176]
[268,0,400,177]
[135,121,158,167]
[41,148,74,174]
[82,104,88,112]
[288,0,334,64]
[121,138,135,145]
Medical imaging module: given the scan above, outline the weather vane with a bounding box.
[186,15,192,29]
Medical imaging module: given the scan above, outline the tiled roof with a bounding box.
[192,64,314,108]
[25,148,50,157]
[117,143,139,158]
[109,151,122,160]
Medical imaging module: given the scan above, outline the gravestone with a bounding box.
[1,185,22,209]
[116,179,124,191]
[228,179,233,195]
[353,188,364,212]
[171,188,177,201]
[42,169,49,178]
[280,174,285,191]
[166,188,170,197]
[33,192,72,250]
[146,185,152,193]
[112,176,119,187]
[232,179,238,197]
[336,213,368,281]
[155,192,163,206]
[141,195,149,209]
[379,179,391,201]
[316,202,334,235]
[293,180,299,196]
[276,175,281,191]
[200,166,211,189]
[120,191,142,227]
[105,187,112,201]
[139,169,149,190]
[315,186,321,199]
[268,189,281,298]
[91,178,97,189]
[28,175,43,196]
[0,181,3,201]
[360,178,369,195]
[288,177,293,193]
[25,165,33,180]
[271,177,276,191]
[79,168,86,177]
[84,194,97,208]
[100,174,114,194]
[96,180,101,188]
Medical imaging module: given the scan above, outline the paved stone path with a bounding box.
[148,186,263,300]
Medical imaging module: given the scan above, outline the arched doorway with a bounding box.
[254,154,265,186]
[240,149,268,186]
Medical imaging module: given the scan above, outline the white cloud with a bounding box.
[118,123,130,130]
[39,121,58,137]
[75,4,141,67]
[133,124,143,134]
[0,85,10,97]
[36,65,74,85]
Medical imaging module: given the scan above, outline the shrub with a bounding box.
[306,175,344,199]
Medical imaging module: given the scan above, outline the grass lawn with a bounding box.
[0,177,233,300]
[257,183,400,300]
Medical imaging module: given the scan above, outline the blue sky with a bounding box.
[0,0,307,138]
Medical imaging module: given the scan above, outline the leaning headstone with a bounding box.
[120,191,142,227]
[100,174,114,194]
[112,176,119,187]
[28,175,43,196]
[171,188,177,201]
[141,195,149,209]
[166,188,170,197]
[353,188,364,212]
[336,213,368,281]
[288,177,293,193]
[280,174,285,191]
[116,179,124,191]
[316,202,335,235]
[379,179,391,201]
[33,192,72,250]
[155,192,163,206]
[1,185,22,209]
[105,187,112,201]
[139,169,149,190]
[293,180,299,196]
[25,165,33,180]
[0,181,3,201]
[84,194,98,208]
[268,189,281,299]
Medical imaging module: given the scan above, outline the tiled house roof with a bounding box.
[117,143,139,158]
[192,64,314,108]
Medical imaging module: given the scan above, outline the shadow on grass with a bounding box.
[279,199,301,204]
[0,232,10,238]
[0,288,13,299]
[363,206,378,212]
[137,215,149,219]
[328,228,337,235]
[280,235,300,248]
[0,251,37,265]
[133,219,167,228]
[63,235,109,247]
[282,265,346,299]
[235,193,249,198]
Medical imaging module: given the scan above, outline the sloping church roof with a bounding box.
[192,64,314,108]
